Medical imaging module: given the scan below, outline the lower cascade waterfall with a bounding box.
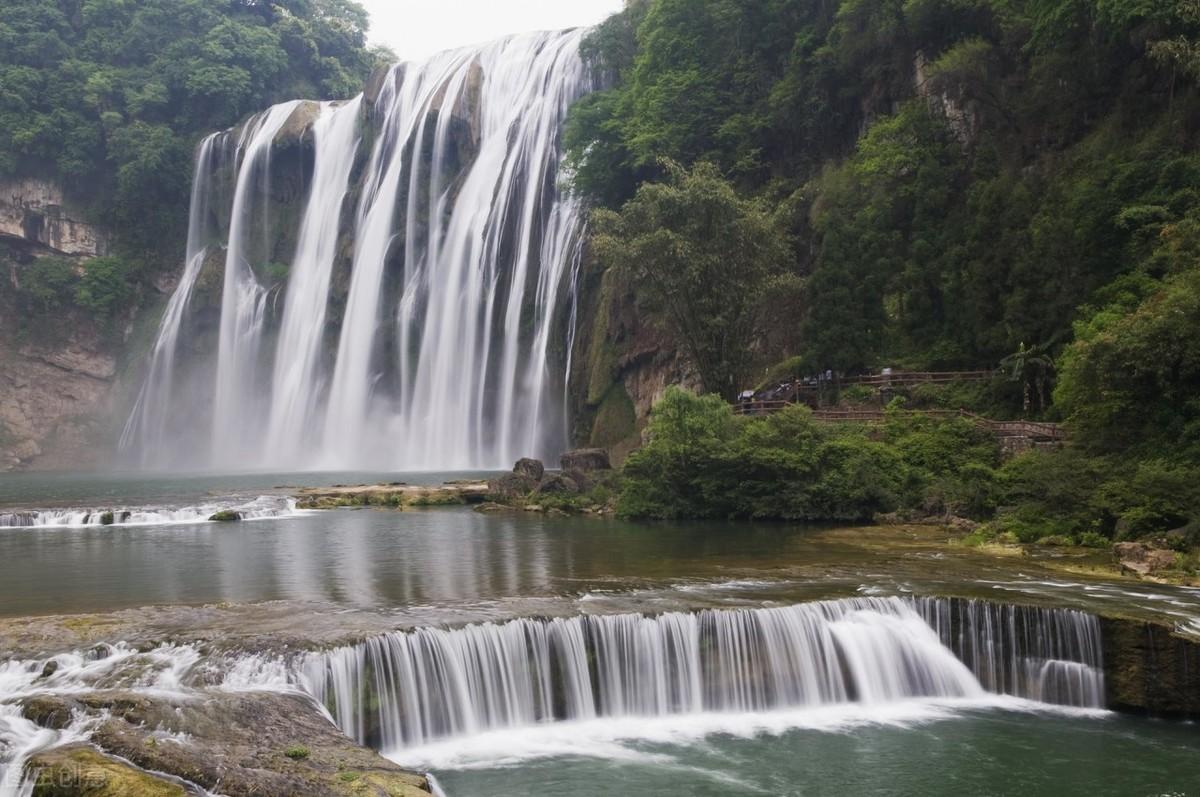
[300,597,1106,751]
[120,30,593,470]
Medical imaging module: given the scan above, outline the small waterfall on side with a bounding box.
[300,597,1106,752]
[916,598,1105,707]
[118,133,223,464]
[121,30,592,471]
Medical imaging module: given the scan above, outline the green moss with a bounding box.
[408,492,466,507]
[585,269,619,405]
[284,745,310,760]
[589,383,636,448]
[99,511,115,525]
[30,747,186,796]
[207,510,241,522]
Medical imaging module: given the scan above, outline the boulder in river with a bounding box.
[560,448,611,472]
[487,472,537,499]
[536,473,580,495]
[1113,542,1177,576]
[512,458,545,481]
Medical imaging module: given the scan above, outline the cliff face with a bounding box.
[0,177,110,258]
[0,240,131,470]
[568,249,700,464]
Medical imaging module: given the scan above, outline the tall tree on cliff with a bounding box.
[591,161,791,401]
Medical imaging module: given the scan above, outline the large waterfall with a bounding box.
[121,30,592,470]
[300,598,1106,752]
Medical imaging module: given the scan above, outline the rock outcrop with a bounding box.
[0,337,117,471]
[21,691,432,797]
[1113,542,1178,576]
[513,457,545,481]
[1101,616,1200,718]
[560,448,611,472]
[27,746,185,797]
[0,177,110,257]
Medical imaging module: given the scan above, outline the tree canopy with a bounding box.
[0,0,386,262]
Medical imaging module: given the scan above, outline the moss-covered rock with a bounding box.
[207,510,242,522]
[29,746,186,797]
[589,383,636,448]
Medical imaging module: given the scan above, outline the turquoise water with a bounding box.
[427,706,1200,796]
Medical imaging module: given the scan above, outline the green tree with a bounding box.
[591,161,791,400]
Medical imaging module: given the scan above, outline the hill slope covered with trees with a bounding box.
[567,0,1200,559]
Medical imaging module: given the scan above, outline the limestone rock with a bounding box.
[0,176,110,256]
[33,690,431,797]
[272,100,323,149]
[560,448,611,473]
[487,472,537,499]
[28,745,186,797]
[513,458,545,481]
[1113,542,1177,576]
[536,473,580,495]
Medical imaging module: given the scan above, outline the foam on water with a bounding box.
[0,496,307,529]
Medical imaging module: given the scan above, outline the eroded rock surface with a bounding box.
[21,691,431,797]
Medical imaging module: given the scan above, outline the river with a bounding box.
[1,473,1198,796]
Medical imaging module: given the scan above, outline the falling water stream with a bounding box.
[300,597,1106,752]
[121,31,591,471]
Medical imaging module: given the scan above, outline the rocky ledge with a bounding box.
[22,690,431,797]
[480,449,619,515]
[294,480,488,509]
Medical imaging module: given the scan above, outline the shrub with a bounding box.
[74,256,137,322]
[21,257,78,312]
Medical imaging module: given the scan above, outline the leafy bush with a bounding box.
[74,256,137,322]
[618,388,902,521]
[20,257,78,312]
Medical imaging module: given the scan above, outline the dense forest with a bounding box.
[566,0,1200,552]
[1,0,385,327]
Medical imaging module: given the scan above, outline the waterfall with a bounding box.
[263,97,364,461]
[300,597,1106,752]
[915,597,1106,707]
[118,133,223,464]
[121,30,592,470]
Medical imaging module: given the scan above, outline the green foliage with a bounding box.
[618,387,906,520]
[20,257,78,313]
[0,0,382,264]
[1056,268,1200,459]
[74,256,137,322]
[592,162,791,400]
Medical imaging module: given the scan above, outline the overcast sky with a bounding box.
[358,0,624,62]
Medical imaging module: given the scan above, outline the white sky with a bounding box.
[358,0,624,61]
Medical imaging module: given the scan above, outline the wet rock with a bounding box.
[82,690,430,796]
[560,448,611,473]
[21,694,74,729]
[487,472,537,499]
[207,510,242,522]
[564,468,593,492]
[273,100,323,149]
[40,660,59,679]
[513,458,544,481]
[535,473,580,495]
[1101,616,1200,718]
[28,745,186,796]
[1113,542,1177,576]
